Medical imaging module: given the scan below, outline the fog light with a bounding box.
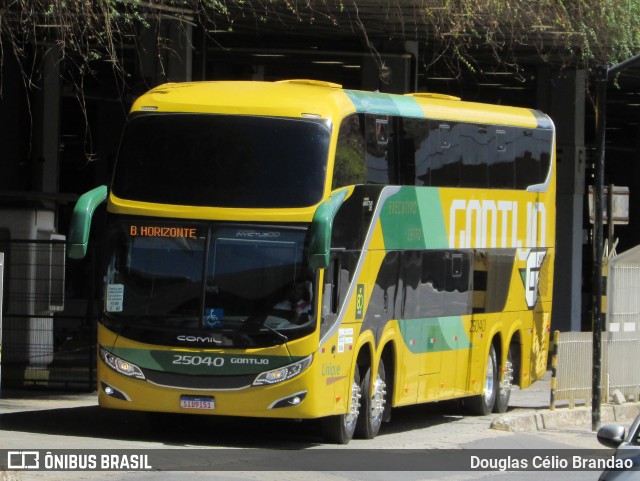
[269,391,307,409]
[101,381,130,401]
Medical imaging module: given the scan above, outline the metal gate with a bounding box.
[607,244,640,332]
[1,239,97,391]
[552,330,640,408]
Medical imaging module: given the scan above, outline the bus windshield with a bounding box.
[111,114,330,208]
[104,221,315,347]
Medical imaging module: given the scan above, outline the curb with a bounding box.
[491,403,640,432]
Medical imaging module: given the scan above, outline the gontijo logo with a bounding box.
[448,199,546,258]
[449,199,548,309]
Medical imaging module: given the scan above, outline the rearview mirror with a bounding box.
[68,185,108,259]
[597,423,626,449]
[308,189,347,270]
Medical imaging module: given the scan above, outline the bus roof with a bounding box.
[131,80,552,130]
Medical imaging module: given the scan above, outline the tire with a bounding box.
[355,359,388,439]
[466,344,498,415]
[321,366,361,444]
[493,347,513,413]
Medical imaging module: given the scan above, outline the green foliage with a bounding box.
[333,145,366,189]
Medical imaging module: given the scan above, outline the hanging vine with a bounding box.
[1,0,639,160]
[2,1,639,89]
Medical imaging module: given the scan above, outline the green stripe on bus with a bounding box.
[108,347,300,376]
[344,90,424,118]
[379,187,448,250]
[398,317,472,354]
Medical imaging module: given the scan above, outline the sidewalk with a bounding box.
[493,370,640,432]
[0,389,97,414]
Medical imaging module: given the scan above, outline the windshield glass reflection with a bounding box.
[104,221,316,347]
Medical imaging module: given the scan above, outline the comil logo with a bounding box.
[8,451,39,469]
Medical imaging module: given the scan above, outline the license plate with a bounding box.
[180,395,215,410]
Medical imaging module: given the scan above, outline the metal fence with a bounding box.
[553,330,640,408]
[1,240,97,391]
[607,245,640,332]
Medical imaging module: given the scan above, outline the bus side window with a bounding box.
[488,127,515,189]
[460,124,489,188]
[430,121,462,187]
[515,128,551,188]
[451,253,463,278]
[333,114,366,190]
[365,114,395,184]
[404,117,432,186]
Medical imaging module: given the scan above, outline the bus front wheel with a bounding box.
[321,366,361,444]
[356,359,387,439]
[466,344,498,415]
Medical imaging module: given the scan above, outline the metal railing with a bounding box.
[552,330,640,408]
[1,240,97,391]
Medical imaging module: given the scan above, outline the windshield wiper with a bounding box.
[241,321,289,345]
[262,324,288,344]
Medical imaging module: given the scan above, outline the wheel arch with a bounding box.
[354,338,373,382]
[506,330,523,387]
[379,340,396,412]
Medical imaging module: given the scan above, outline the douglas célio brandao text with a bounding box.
[469,453,633,471]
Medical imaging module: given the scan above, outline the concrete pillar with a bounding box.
[538,68,586,332]
[166,21,193,82]
[32,46,61,197]
[0,41,30,191]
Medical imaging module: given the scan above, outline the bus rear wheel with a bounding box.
[356,359,387,439]
[321,366,361,444]
[466,344,498,415]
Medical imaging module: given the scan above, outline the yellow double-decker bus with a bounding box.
[69,79,555,444]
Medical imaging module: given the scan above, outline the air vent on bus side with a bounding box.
[276,79,343,88]
[406,92,461,101]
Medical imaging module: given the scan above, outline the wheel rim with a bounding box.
[483,353,495,400]
[370,373,387,429]
[501,358,514,392]
[344,378,361,433]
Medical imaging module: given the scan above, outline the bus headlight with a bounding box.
[100,347,146,380]
[253,355,313,386]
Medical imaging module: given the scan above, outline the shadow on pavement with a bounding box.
[1,406,321,448]
[0,399,483,447]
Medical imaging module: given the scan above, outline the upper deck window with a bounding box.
[112,114,330,208]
